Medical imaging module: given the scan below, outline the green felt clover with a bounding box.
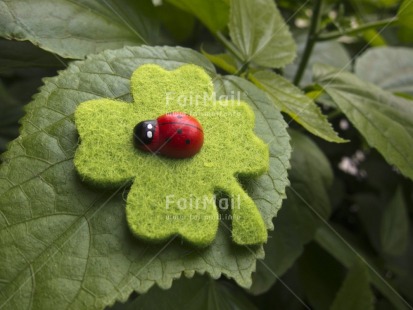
[74,64,269,247]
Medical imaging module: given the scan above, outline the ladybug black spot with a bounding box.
[185,139,191,144]
[177,129,183,134]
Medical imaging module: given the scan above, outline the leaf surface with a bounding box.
[0,46,291,309]
[0,0,160,59]
[228,0,296,68]
[250,130,333,294]
[398,0,413,30]
[314,63,413,180]
[315,226,411,310]
[165,0,229,32]
[284,32,350,87]
[330,263,374,310]
[380,187,410,256]
[355,47,413,97]
[124,275,257,310]
[251,70,346,143]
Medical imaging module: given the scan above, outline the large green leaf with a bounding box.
[228,0,296,68]
[314,63,413,180]
[165,0,229,33]
[120,275,257,310]
[250,130,333,294]
[250,70,346,143]
[380,187,409,256]
[330,262,374,310]
[355,47,413,97]
[0,0,160,59]
[0,46,291,309]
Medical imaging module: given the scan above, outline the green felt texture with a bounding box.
[74,64,269,246]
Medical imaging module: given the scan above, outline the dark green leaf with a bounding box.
[122,275,257,310]
[0,46,291,309]
[388,229,413,304]
[330,262,374,310]
[355,47,413,97]
[228,0,296,68]
[251,70,346,143]
[0,40,66,73]
[250,130,333,294]
[298,243,345,310]
[315,226,410,310]
[156,3,195,42]
[165,0,229,32]
[355,193,385,253]
[0,82,23,154]
[380,187,410,256]
[314,63,413,180]
[0,0,161,59]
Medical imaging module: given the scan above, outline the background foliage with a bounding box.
[0,0,412,309]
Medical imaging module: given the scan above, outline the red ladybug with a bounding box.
[133,112,204,158]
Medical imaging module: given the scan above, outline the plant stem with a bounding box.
[293,0,323,86]
[317,17,399,41]
[215,31,245,63]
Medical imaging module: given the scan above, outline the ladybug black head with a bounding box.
[133,120,156,147]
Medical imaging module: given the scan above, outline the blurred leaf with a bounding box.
[253,267,308,310]
[201,49,238,74]
[330,262,374,310]
[355,193,384,253]
[0,40,66,73]
[284,32,351,87]
[314,63,413,181]
[157,2,195,42]
[361,28,387,46]
[298,243,345,310]
[315,226,411,310]
[397,26,413,44]
[381,187,410,256]
[355,47,413,97]
[165,0,229,32]
[0,46,291,309]
[388,229,413,304]
[398,0,413,30]
[249,130,333,294]
[357,0,399,8]
[121,275,257,310]
[0,81,17,106]
[228,0,296,68]
[0,82,23,154]
[0,0,161,59]
[250,70,347,143]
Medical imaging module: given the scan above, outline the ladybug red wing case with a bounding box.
[133,112,204,158]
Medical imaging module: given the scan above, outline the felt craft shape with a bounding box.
[74,64,269,247]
